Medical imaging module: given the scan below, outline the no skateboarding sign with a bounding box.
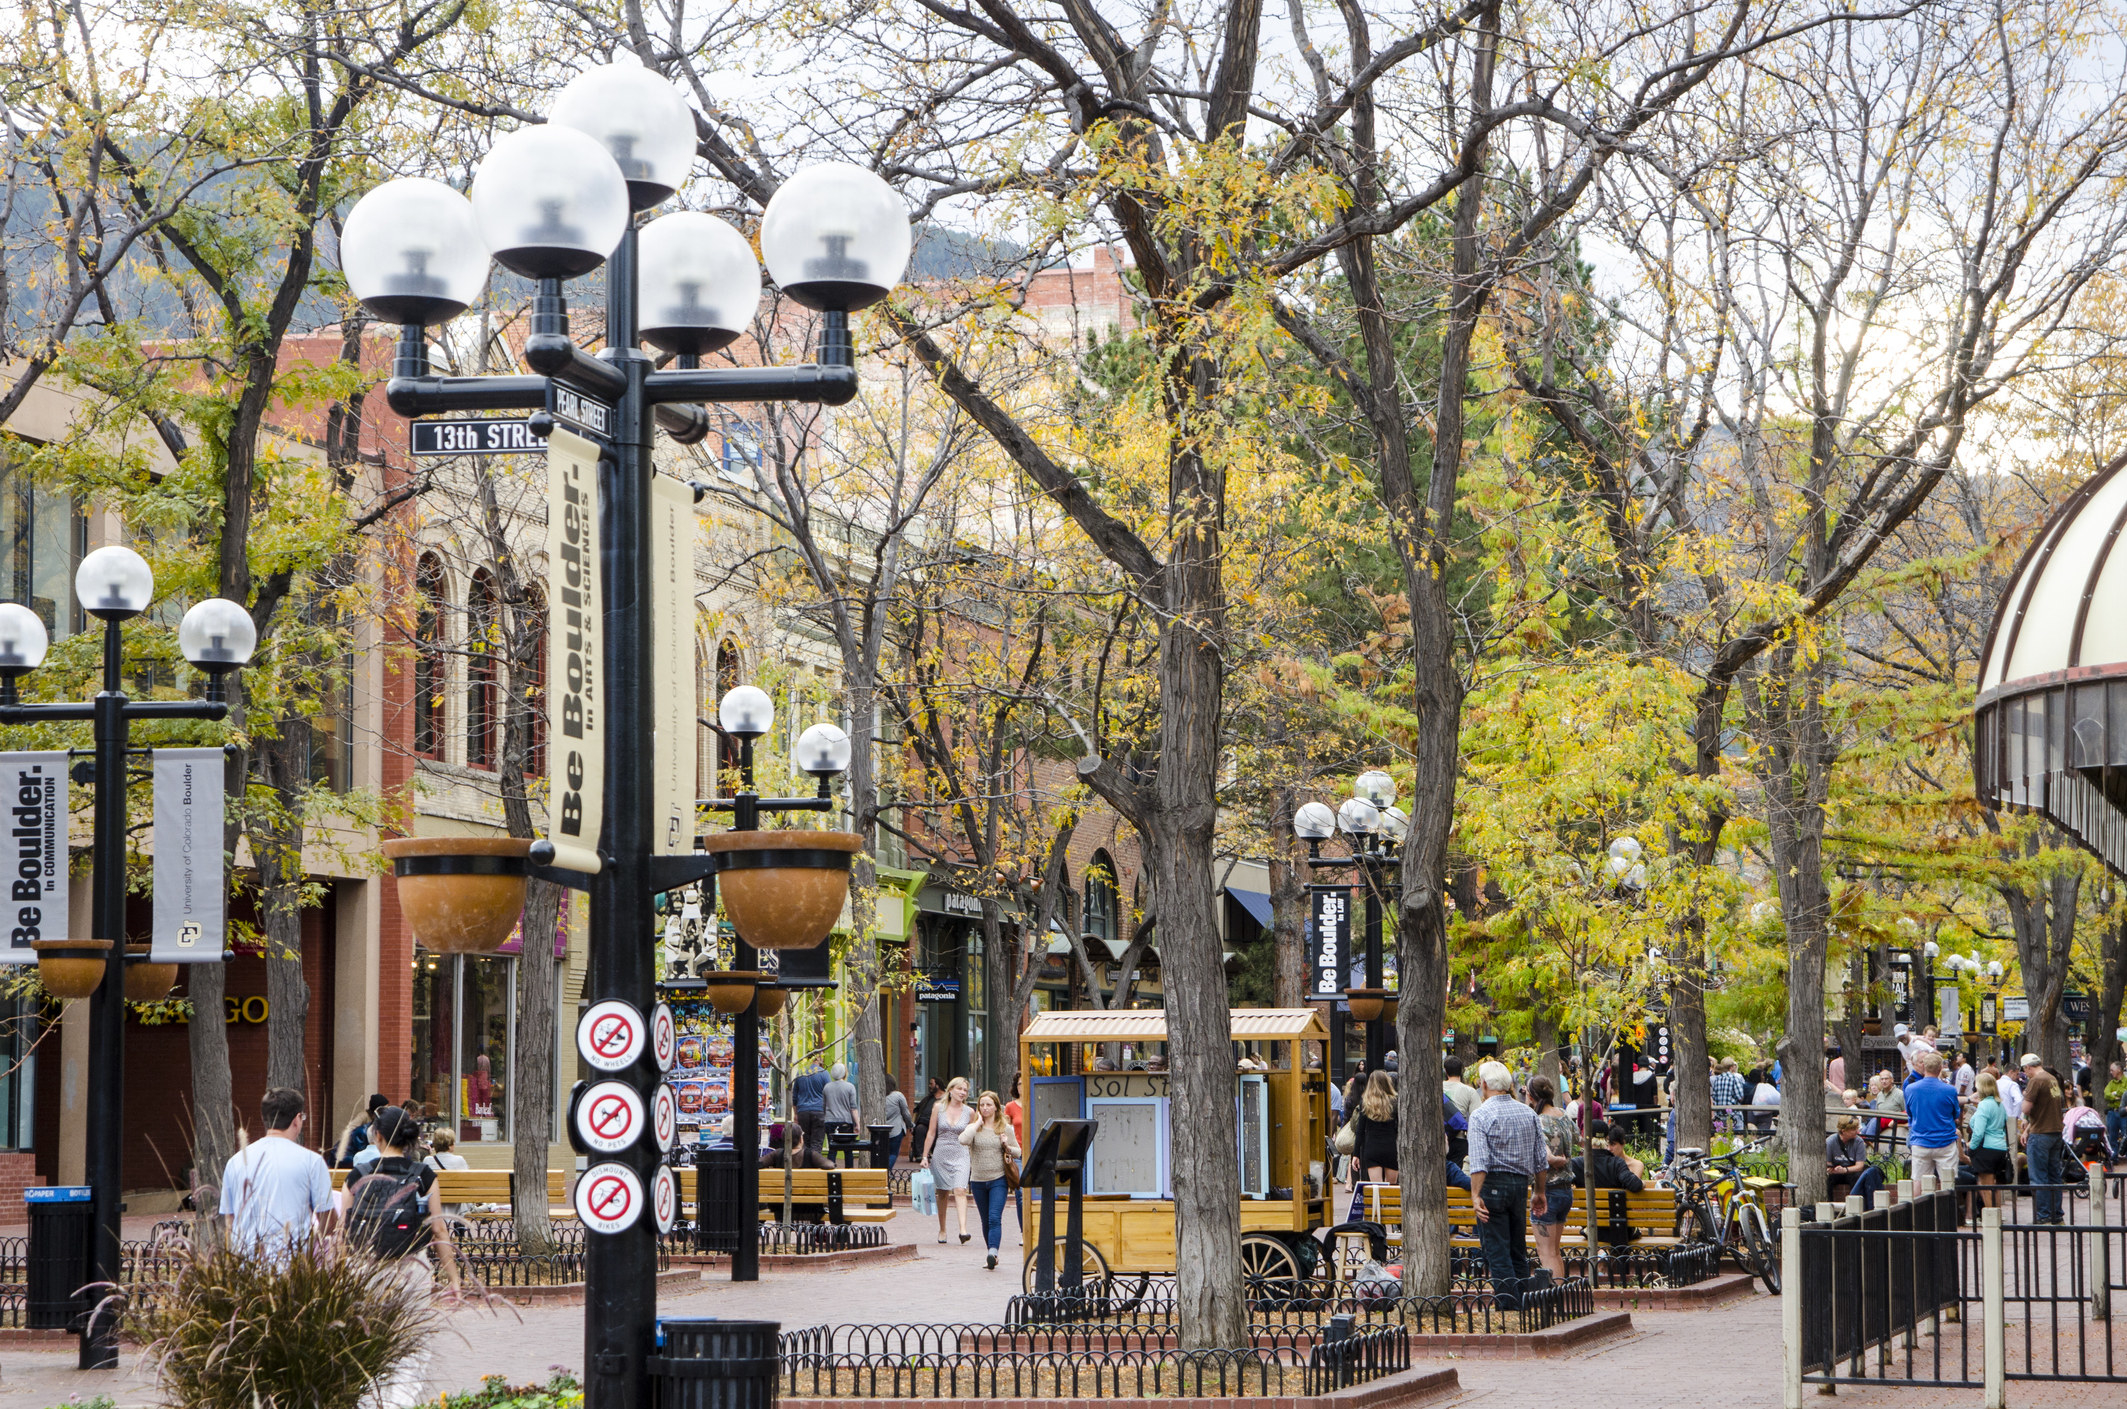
[652,1083,677,1152]
[575,1161,644,1234]
[578,999,646,1072]
[652,1001,676,1072]
[575,1080,646,1155]
[653,1164,677,1234]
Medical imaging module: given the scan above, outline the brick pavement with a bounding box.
[5,1202,2124,1409]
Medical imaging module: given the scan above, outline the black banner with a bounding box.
[1309,886,1350,1000]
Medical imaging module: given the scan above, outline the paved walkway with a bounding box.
[4,1194,2123,1408]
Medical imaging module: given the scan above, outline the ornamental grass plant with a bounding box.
[131,1230,441,1409]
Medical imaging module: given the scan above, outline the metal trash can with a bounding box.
[26,1185,93,1330]
[651,1318,781,1409]
[867,1122,894,1172]
[694,1148,743,1255]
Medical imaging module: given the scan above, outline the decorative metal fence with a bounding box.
[1005,1271,1591,1335]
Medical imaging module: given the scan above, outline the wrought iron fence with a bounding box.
[1005,1271,1590,1335]
[777,1321,1413,1399]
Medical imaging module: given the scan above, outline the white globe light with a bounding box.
[549,49,697,210]
[76,545,154,618]
[178,598,257,671]
[1923,940,1938,959]
[1336,797,1379,835]
[470,126,631,279]
[1608,836,1643,862]
[340,177,490,325]
[717,684,774,739]
[1293,801,1336,840]
[1379,805,1409,842]
[0,603,48,670]
[795,722,853,776]
[759,164,912,311]
[637,211,761,355]
[1354,770,1396,808]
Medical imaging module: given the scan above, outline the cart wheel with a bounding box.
[1240,1232,1301,1283]
[1021,1237,1111,1296]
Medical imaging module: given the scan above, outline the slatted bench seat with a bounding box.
[1347,1182,1683,1256]
[329,1167,574,1218]
[671,1166,895,1224]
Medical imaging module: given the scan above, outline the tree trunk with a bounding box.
[1268,782,1305,1009]
[2091,917,2125,1079]
[1837,947,1867,1096]
[256,726,311,1095]
[1668,943,1711,1155]
[512,877,562,1252]
[2001,852,2079,1080]
[186,955,235,1192]
[846,678,889,1122]
[1533,1012,1562,1091]
[1750,645,1832,1205]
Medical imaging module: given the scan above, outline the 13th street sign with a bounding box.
[411,418,545,456]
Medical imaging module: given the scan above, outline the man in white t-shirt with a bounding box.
[1952,1052,1975,1101]
[220,1088,334,1259]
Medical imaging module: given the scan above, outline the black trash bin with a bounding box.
[651,1317,781,1409]
[867,1122,894,1172]
[26,1185,93,1331]
[695,1148,743,1255]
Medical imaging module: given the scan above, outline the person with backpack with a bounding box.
[337,1106,461,1292]
[1443,1092,1472,1190]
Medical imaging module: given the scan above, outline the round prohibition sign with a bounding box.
[574,1079,646,1154]
[652,1164,677,1234]
[652,1083,677,1153]
[651,1002,676,1073]
[575,1161,643,1235]
[577,999,645,1072]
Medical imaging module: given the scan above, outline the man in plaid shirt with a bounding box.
[1467,1061,1555,1308]
[1710,1059,1749,1134]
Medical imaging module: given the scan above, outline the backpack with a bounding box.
[343,1162,429,1258]
[1442,1095,1469,1164]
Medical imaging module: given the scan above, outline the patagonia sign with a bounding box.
[152,748,224,962]
[546,427,606,874]
[0,752,67,962]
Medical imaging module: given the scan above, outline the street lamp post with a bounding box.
[0,562,255,1368]
[1291,774,1404,1082]
[341,50,905,1409]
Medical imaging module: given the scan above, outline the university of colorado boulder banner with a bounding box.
[152,747,224,961]
[0,751,67,963]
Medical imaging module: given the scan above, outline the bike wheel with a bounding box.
[1741,1204,1780,1295]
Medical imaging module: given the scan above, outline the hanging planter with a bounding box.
[699,970,761,1015]
[1345,988,1387,1023]
[382,837,531,954]
[1381,995,1399,1026]
[753,982,789,1017]
[702,831,860,950]
[123,944,178,1003]
[33,939,111,1000]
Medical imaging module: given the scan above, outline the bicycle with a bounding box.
[1670,1137,1783,1294]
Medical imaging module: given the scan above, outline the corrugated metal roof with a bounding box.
[1021,1008,1328,1041]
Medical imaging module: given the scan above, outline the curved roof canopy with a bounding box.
[1976,455,2127,875]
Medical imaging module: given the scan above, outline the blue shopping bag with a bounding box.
[911,1168,936,1216]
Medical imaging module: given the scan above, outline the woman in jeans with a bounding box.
[1528,1076,1578,1280]
[958,1090,1023,1270]
[880,1075,915,1175]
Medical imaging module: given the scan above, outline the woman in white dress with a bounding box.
[921,1076,976,1244]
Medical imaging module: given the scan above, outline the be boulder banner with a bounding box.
[0,752,66,963]
[547,426,605,874]
[650,474,694,856]
[1308,886,1350,1000]
[152,748,224,961]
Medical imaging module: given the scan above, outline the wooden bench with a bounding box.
[1346,1182,1683,1259]
[329,1166,571,1211]
[671,1166,895,1225]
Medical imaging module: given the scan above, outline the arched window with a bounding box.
[715,638,741,774]
[1084,851,1118,947]
[466,568,498,770]
[414,554,447,760]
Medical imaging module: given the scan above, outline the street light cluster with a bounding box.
[340,48,912,348]
[1292,769,1409,847]
[0,546,256,699]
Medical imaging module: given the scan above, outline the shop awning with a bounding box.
[1226,887,1273,930]
[1021,1007,1328,1043]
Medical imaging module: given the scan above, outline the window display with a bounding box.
[663,995,771,1136]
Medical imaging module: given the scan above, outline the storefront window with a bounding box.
[0,458,83,640]
[0,995,36,1149]
[408,948,517,1143]
[966,928,987,1094]
[459,954,513,1142]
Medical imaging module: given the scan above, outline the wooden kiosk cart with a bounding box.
[1018,1007,1334,1290]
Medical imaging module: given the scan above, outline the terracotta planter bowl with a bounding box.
[33,939,111,1000]
[700,971,761,1015]
[704,831,860,950]
[754,984,790,1017]
[123,944,178,1003]
[1346,988,1387,1023]
[1381,996,1400,1025]
[382,837,531,954]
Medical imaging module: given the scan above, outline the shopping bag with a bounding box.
[911,1168,936,1216]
